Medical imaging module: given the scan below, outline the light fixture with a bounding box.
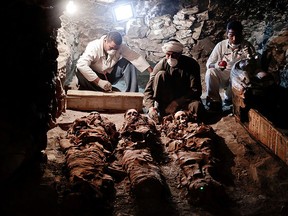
[66,1,77,15]
[112,2,134,22]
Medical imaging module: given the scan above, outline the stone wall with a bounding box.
[57,0,288,94]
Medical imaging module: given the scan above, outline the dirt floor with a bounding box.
[2,108,288,216]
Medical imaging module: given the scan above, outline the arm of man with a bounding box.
[242,40,256,58]
[185,58,203,100]
[76,41,101,82]
[206,40,226,69]
[93,77,112,91]
[120,45,153,73]
[143,73,156,109]
[143,60,164,109]
[76,40,112,91]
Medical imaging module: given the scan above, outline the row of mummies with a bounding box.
[59,109,224,207]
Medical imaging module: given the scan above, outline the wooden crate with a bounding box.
[66,90,144,112]
[247,109,288,165]
[232,87,247,121]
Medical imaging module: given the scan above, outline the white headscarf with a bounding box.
[162,40,184,53]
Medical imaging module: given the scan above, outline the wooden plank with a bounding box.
[66,90,144,112]
[232,87,249,122]
[247,109,288,165]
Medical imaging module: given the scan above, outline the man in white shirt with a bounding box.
[205,20,256,112]
[76,31,153,92]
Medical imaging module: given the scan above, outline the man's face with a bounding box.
[227,29,242,45]
[104,39,119,52]
[165,51,180,59]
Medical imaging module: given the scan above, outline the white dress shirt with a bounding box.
[206,39,256,70]
[77,35,151,81]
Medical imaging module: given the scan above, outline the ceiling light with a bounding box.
[66,1,77,14]
[112,2,134,22]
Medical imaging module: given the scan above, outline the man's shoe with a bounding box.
[223,99,232,106]
[206,101,222,112]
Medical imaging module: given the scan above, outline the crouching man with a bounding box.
[143,39,204,123]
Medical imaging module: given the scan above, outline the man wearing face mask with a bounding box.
[205,20,256,112]
[75,31,153,92]
[143,39,204,122]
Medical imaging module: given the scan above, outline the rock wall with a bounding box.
[0,0,63,183]
[57,0,288,91]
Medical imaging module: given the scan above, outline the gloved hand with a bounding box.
[147,107,160,124]
[97,79,112,92]
[215,60,227,70]
[165,100,179,114]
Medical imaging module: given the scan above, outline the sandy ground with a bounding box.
[50,109,288,216]
[2,109,288,216]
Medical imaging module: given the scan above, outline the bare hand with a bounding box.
[148,107,160,123]
[147,66,153,73]
[243,47,253,59]
[98,79,112,92]
[165,100,179,114]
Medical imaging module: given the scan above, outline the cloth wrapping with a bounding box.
[162,41,184,53]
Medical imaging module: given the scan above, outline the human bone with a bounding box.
[124,108,139,121]
[174,110,188,126]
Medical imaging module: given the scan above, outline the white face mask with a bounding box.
[167,58,178,67]
[107,49,117,56]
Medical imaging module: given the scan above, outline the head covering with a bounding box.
[162,40,184,53]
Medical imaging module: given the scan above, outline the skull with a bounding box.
[174,110,188,126]
[124,108,139,121]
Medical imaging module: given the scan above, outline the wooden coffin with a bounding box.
[247,109,288,165]
[66,90,144,112]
